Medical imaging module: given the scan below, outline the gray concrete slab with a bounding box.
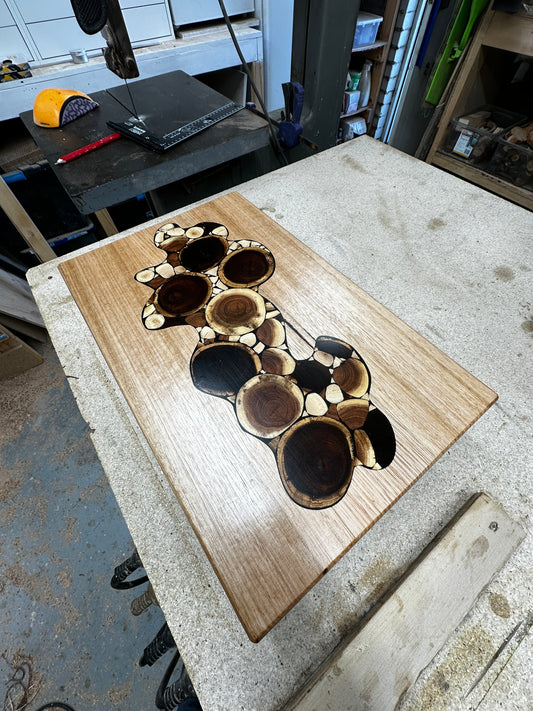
[27,136,533,710]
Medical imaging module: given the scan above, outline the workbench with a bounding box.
[20,70,269,232]
[27,136,533,710]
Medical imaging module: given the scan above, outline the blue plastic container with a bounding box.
[353,12,383,48]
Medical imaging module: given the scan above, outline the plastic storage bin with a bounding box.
[352,12,383,48]
[488,126,533,192]
[443,105,526,166]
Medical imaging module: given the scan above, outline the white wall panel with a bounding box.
[26,5,171,59]
[0,0,15,26]
[169,0,254,27]
[0,24,32,59]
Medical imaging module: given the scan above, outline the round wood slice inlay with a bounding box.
[305,392,328,416]
[219,247,274,287]
[155,273,212,317]
[337,398,369,429]
[191,342,261,397]
[185,226,204,239]
[325,383,344,404]
[353,429,376,468]
[206,289,266,335]
[136,267,156,283]
[315,336,353,360]
[314,350,334,367]
[256,317,285,347]
[144,313,165,330]
[261,348,296,375]
[179,235,228,272]
[236,374,303,438]
[156,262,175,279]
[293,360,331,393]
[277,417,354,508]
[156,227,187,252]
[332,357,370,397]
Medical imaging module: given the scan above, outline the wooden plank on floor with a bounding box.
[0,324,43,379]
[286,493,525,711]
[0,268,45,327]
[0,268,47,341]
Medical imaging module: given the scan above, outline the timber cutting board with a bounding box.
[59,192,497,642]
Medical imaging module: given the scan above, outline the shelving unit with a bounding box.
[342,0,402,136]
[426,9,533,211]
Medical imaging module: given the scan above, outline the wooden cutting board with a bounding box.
[59,192,497,642]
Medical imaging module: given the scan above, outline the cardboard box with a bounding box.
[340,116,367,141]
[343,91,361,115]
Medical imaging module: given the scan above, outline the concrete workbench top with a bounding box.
[28,136,532,710]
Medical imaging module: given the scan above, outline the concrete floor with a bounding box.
[0,337,173,710]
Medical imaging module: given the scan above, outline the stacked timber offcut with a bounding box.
[488,122,533,191]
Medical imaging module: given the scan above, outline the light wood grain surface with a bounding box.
[58,192,497,642]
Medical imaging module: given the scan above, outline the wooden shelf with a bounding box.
[337,0,402,138]
[426,10,533,210]
[482,12,533,55]
[340,104,372,119]
[351,40,387,53]
[433,151,533,211]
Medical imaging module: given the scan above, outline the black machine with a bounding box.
[70,0,139,79]
[69,0,243,152]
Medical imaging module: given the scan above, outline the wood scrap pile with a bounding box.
[456,109,501,132]
[489,122,533,190]
[502,123,533,148]
[447,108,512,164]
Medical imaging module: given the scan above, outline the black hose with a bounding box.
[217,0,289,166]
[110,548,149,589]
[139,622,177,667]
[155,650,181,710]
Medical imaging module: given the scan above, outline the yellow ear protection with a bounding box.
[33,88,98,128]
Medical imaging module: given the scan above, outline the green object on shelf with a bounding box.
[425,0,490,106]
[347,71,361,91]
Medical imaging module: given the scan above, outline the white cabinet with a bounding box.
[0,0,34,60]
[10,0,70,23]
[168,0,254,27]
[1,0,174,64]
[0,0,15,25]
[14,0,165,22]
[0,24,33,59]
[26,4,172,59]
